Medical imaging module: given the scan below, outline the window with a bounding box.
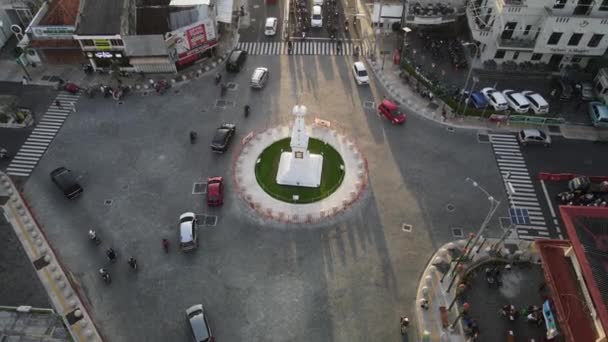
[295,151,303,159]
[523,25,531,35]
[494,50,506,59]
[547,32,563,45]
[571,56,581,63]
[553,0,566,8]
[531,53,542,61]
[601,0,608,10]
[82,40,94,46]
[568,33,583,46]
[110,39,123,46]
[513,51,520,60]
[589,34,604,47]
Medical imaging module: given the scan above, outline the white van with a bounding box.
[311,6,322,28]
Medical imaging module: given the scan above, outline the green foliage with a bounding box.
[255,138,345,203]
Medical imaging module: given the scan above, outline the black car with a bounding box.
[226,49,247,72]
[50,167,83,199]
[210,124,236,153]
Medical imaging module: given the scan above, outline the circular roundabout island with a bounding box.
[234,105,369,225]
[255,137,345,204]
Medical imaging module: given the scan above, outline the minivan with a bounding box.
[226,49,247,72]
[311,6,322,27]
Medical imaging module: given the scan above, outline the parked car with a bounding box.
[481,87,508,111]
[210,123,236,153]
[206,177,224,206]
[264,17,277,36]
[226,49,247,72]
[556,79,573,101]
[186,304,213,342]
[469,91,488,109]
[250,67,269,89]
[352,61,369,85]
[311,5,322,27]
[521,91,549,115]
[50,167,83,199]
[517,129,551,146]
[502,89,530,113]
[179,212,198,251]
[378,99,406,124]
[588,101,608,128]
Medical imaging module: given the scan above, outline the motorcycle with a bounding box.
[162,238,170,253]
[155,80,169,95]
[400,317,409,335]
[99,268,111,284]
[220,83,227,97]
[215,73,222,85]
[88,229,101,245]
[344,20,349,33]
[190,131,197,144]
[0,148,9,160]
[244,105,250,118]
[106,248,117,263]
[128,257,138,271]
[82,64,94,75]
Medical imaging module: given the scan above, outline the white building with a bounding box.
[467,0,608,69]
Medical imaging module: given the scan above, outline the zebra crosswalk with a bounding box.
[489,134,550,241]
[236,40,369,56]
[6,92,79,178]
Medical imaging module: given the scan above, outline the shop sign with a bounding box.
[31,25,75,38]
[94,39,111,50]
[86,51,124,59]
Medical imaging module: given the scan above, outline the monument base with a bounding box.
[276,152,323,188]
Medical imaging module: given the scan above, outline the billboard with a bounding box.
[166,19,218,65]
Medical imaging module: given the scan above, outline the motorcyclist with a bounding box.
[244,105,250,117]
[128,257,137,269]
[190,131,197,143]
[88,229,97,240]
[0,147,9,159]
[215,72,222,84]
[106,248,117,262]
[400,316,409,335]
[99,268,110,281]
[162,238,170,253]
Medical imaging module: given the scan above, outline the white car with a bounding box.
[502,89,530,113]
[179,212,198,251]
[352,61,369,85]
[517,129,551,147]
[481,87,508,111]
[311,5,322,28]
[264,17,277,36]
[251,67,269,88]
[521,91,549,114]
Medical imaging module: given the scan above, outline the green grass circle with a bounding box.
[254,137,345,204]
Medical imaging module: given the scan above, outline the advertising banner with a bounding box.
[166,18,218,65]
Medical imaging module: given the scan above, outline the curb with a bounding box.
[1,172,103,342]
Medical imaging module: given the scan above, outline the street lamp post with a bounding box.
[447,178,500,281]
[456,42,478,117]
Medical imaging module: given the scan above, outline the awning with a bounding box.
[129,56,173,65]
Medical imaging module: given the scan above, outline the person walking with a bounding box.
[55,100,61,108]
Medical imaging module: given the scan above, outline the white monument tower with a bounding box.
[276,105,324,188]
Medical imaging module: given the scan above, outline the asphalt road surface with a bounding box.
[15,53,510,342]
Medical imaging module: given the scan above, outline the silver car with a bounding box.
[517,129,551,147]
[186,304,213,342]
[179,212,198,251]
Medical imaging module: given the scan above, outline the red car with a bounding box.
[378,99,406,125]
[206,177,224,206]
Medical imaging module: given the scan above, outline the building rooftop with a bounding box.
[136,0,209,35]
[561,206,608,331]
[75,0,125,35]
[39,0,80,26]
[123,35,168,56]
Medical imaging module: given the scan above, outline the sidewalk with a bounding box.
[0,29,239,91]
[415,237,540,341]
[1,172,102,341]
[366,54,608,141]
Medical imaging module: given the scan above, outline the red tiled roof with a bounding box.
[560,206,608,333]
[40,0,80,25]
[536,239,598,342]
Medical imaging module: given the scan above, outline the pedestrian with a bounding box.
[441,106,447,121]
[22,76,28,85]
[55,100,61,108]
[550,88,557,99]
